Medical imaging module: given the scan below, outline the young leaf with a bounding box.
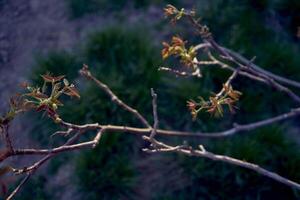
[63,78,69,86]
[64,85,80,99]
[41,74,65,82]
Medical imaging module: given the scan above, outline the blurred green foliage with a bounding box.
[0,0,4,10]
[31,51,81,85]
[26,0,300,199]
[275,0,300,38]
[159,126,300,199]
[75,133,137,200]
[14,176,51,200]
[67,0,181,18]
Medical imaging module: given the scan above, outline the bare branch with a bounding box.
[93,129,103,148]
[14,141,95,156]
[6,106,300,155]
[104,107,300,138]
[194,43,210,51]
[223,46,300,89]
[143,137,300,190]
[2,105,300,198]
[158,67,200,77]
[6,131,90,198]
[0,106,297,163]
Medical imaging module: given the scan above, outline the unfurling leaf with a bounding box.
[25,90,48,99]
[187,84,242,119]
[64,85,80,99]
[41,74,65,82]
[223,84,242,101]
[1,71,79,124]
[161,36,196,67]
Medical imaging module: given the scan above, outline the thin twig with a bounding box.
[6,131,88,198]
[14,141,95,156]
[6,173,32,200]
[216,68,240,98]
[80,64,151,128]
[3,101,300,198]
[159,67,198,77]
[240,63,300,103]
[149,88,159,140]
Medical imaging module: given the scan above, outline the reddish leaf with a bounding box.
[46,107,57,117]
[36,104,48,112]
[25,91,48,99]
[41,74,65,82]
[64,86,80,99]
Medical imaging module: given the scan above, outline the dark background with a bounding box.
[0,0,300,199]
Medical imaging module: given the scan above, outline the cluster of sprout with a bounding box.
[163,4,190,24]
[187,84,242,119]
[164,4,211,38]
[0,74,79,129]
[162,5,242,118]
[161,36,197,67]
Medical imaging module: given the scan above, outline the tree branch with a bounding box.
[143,136,300,191]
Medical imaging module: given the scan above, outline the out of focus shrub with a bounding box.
[67,0,182,18]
